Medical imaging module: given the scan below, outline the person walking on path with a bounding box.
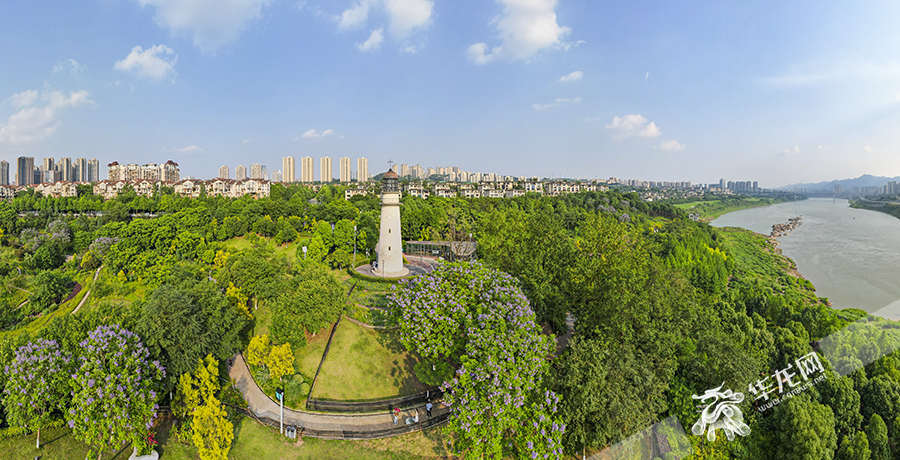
[393,407,401,425]
[426,400,433,417]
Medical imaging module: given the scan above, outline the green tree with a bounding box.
[477,209,575,331]
[761,396,837,460]
[861,375,900,424]
[271,260,345,348]
[867,413,890,460]
[246,335,270,368]
[30,271,71,309]
[819,372,863,441]
[138,267,247,391]
[333,219,355,252]
[267,343,294,382]
[327,248,352,269]
[192,396,234,460]
[834,431,870,460]
[175,355,219,418]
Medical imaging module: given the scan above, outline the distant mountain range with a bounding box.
[778,174,900,191]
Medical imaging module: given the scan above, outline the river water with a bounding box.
[711,198,900,318]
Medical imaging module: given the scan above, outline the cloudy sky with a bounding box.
[2,0,900,187]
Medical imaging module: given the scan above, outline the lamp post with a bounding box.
[354,224,357,266]
[275,387,284,434]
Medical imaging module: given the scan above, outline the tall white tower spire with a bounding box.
[374,168,409,277]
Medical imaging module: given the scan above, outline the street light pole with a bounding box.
[354,224,357,266]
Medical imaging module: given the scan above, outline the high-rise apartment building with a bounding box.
[340,157,351,183]
[42,158,54,173]
[219,165,229,179]
[88,159,99,182]
[400,163,409,178]
[282,157,295,183]
[235,165,247,180]
[17,156,34,186]
[74,158,87,182]
[57,158,73,182]
[357,157,369,182]
[272,170,283,182]
[246,164,267,180]
[0,161,8,185]
[301,157,314,183]
[320,157,332,183]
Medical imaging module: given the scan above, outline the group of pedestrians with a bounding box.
[392,399,434,425]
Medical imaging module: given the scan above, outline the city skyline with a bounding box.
[3,2,900,187]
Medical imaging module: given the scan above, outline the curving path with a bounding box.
[228,353,449,440]
[72,266,103,315]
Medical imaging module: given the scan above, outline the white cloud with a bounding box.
[558,70,582,83]
[338,0,374,30]
[468,0,572,64]
[645,72,649,81]
[383,0,433,38]
[605,114,662,139]
[299,128,334,139]
[178,145,204,154]
[358,28,384,51]
[138,0,274,52]
[242,139,250,143]
[337,0,432,50]
[114,45,177,82]
[762,60,900,88]
[532,97,581,111]
[863,145,874,153]
[655,140,685,151]
[782,146,800,154]
[52,59,85,77]
[8,90,38,109]
[0,89,94,145]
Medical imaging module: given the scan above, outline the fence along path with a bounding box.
[228,353,449,440]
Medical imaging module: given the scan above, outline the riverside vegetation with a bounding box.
[0,183,897,459]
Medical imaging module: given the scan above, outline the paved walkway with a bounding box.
[72,266,103,315]
[228,353,449,439]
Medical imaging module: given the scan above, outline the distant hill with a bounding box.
[778,174,900,191]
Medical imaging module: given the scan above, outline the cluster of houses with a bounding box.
[0,178,273,200]
[0,177,613,202]
[344,180,610,200]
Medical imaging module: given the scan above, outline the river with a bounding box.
[711,198,900,318]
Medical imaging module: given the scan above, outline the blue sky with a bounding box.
[2,0,900,187]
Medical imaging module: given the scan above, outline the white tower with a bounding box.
[374,169,408,277]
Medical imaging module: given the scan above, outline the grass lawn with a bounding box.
[312,318,426,401]
[222,235,308,263]
[346,304,392,327]
[0,416,445,460]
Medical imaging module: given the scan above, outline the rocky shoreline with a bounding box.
[768,216,802,245]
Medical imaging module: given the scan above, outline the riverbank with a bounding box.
[713,198,900,315]
[674,196,801,221]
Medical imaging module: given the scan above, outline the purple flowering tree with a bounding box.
[47,220,71,244]
[68,325,165,460]
[88,237,119,260]
[391,261,565,459]
[2,338,73,449]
